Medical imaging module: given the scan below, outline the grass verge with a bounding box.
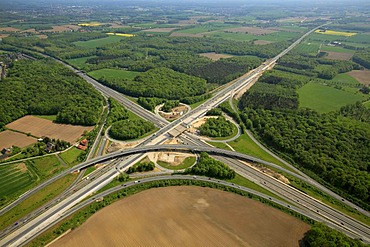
[0,174,76,231]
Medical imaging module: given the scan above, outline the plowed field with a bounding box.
[6,116,93,143]
[0,130,36,149]
[51,187,310,247]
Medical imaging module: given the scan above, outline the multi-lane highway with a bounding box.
[2,22,369,245]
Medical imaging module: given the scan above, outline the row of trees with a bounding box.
[353,48,370,69]
[199,116,235,137]
[0,59,104,127]
[109,119,155,140]
[185,152,236,179]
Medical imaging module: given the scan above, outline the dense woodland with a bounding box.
[0,59,103,128]
[185,152,236,179]
[303,223,367,247]
[199,116,236,138]
[99,67,207,100]
[241,108,370,204]
[127,161,155,174]
[109,119,155,140]
[106,98,129,127]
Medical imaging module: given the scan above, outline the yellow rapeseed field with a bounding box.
[78,22,102,27]
[315,29,357,37]
[106,32,135,37]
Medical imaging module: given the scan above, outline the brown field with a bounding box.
[325,51,353,61]
[40,25,80,32]
[143,27,177,33]
[254,40,274,45]
[224,27,276,35]
[170,32,204,38]
[0,130,36,149]
[6,116,93,143]
[36,34,48,39]
[0,27,20,32]
[347,70,370,86]
[20,28,38,33]
[199,52,233,61]
[0,34,9,39]
[51,187,310,247]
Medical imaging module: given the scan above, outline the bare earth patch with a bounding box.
[0,130,36,149]
[0,27,20,32]
[6,116,93,143]
[143,27,177,33]
[224,27,276,35]
[254,40,274,45]
[40,25,80,32]
[51,187,310,247]
[0,34,9,39]
[347,70,370,86]
[159,105,189,121]
[17,163,28,173]
[325,51,353,61]
[199,52,233,61]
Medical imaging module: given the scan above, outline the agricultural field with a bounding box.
[6,116,93,143]
[0,163,35,201]
[325,51,353,61]
[66,56,96,69]
[142,27,178,33]
[78,22,102,27]
[26,155,64,179]
[346,33,370,44]
[88,69,141,81]
[199,52,233,61]
[253,40,273,45]
[315,29,357,37]
[51,187,310,247]
[211,30,298,42]
[294,43,320,55]
[106,32,135,37]
[297,82,367,113]
[73,36,123,48]
[223,26,276,35]
[59,147,84,166]
[347,70,370,86]
[0,130,36,149]
[320,45,355,54]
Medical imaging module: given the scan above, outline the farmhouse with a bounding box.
[77,139,88,151]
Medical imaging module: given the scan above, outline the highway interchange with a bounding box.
[1,23,370,246]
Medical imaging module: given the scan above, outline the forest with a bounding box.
[199,116,235,137]
[0,59,103,128]
[98,67,207,100]
[109,119,155,140]
[303,223,367,247]
[241,108,370,206]
[185,152,236,179]
[106,98,129,127]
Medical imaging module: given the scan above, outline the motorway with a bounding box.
[2,22,369,245]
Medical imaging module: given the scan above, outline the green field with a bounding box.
[320,45,356,53]
[67,56,96,69]
[0,163,35,200]
[59,147,84,166]
[88,68,141,81]
[228,134,294,173]
[74,36,123,48]
[346,33,370,44]
[294,43,320,55]
[34,115,57,121]
[210,30,298,42]
[177,23,241,34]
[26,155,64,179]
[0,174,76,231]
[364,101,370,109]
[298,82,367,113]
